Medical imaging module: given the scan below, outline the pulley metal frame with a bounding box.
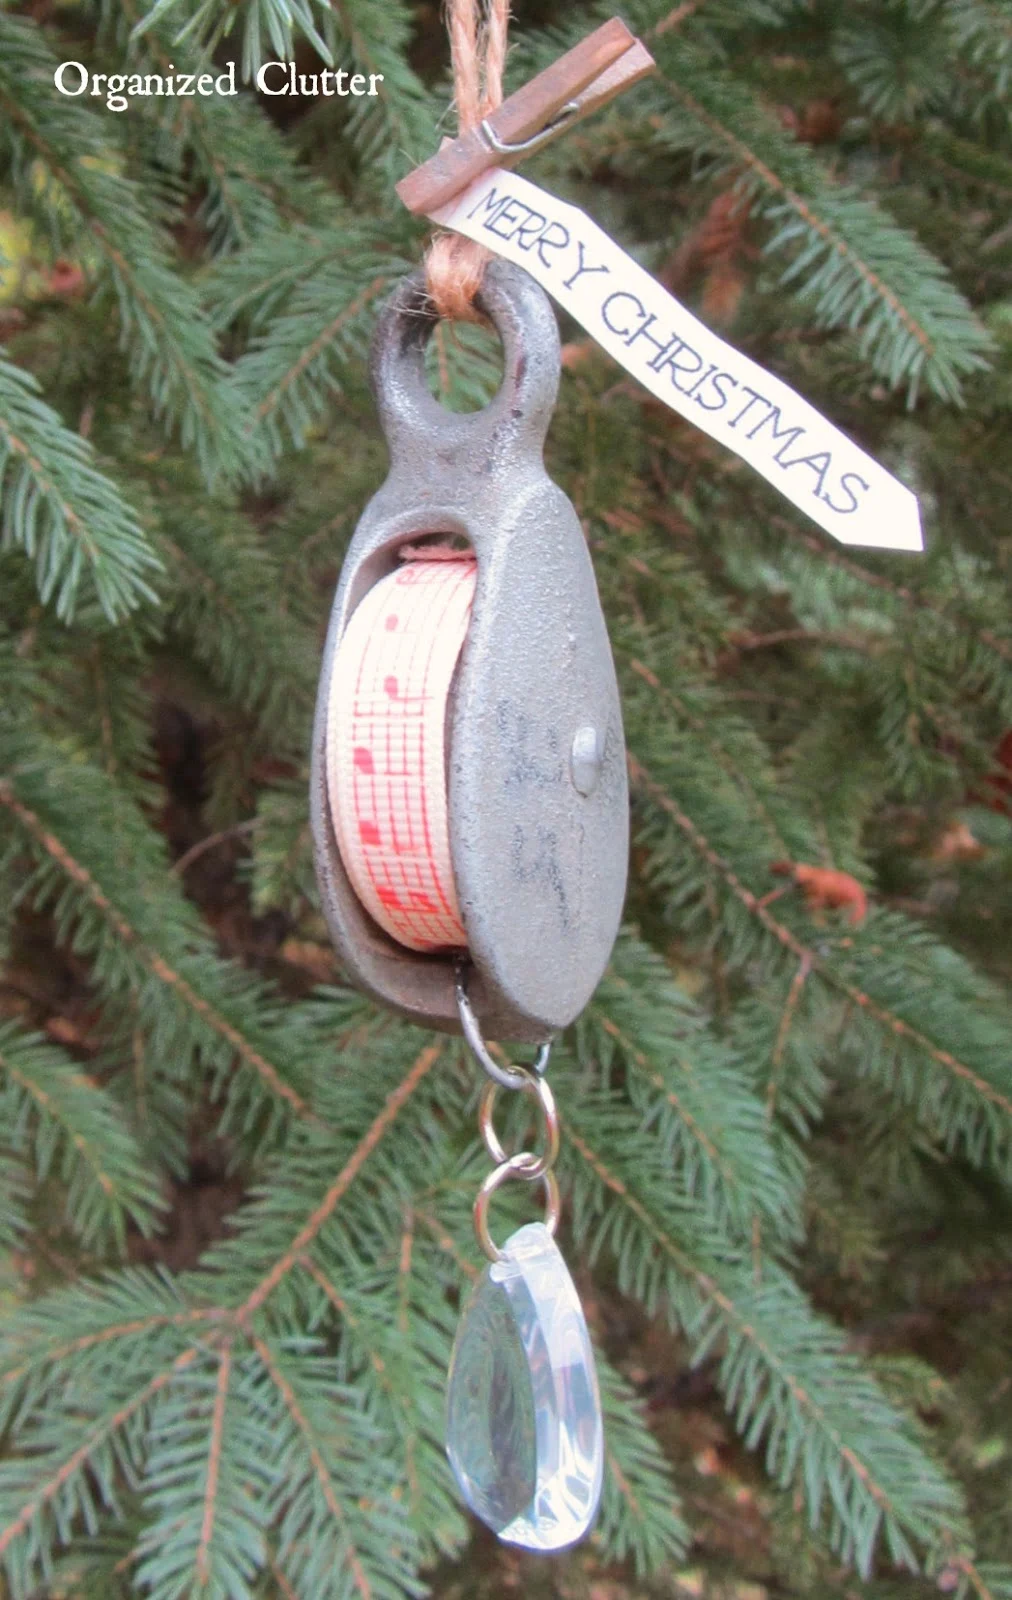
[310,260,628,1041]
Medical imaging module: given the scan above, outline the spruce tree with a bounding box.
[0,1,1010,1597]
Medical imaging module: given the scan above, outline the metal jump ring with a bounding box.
[478,1073,560,1180]
[455,961,552,1091]
[473,1154,562,1264]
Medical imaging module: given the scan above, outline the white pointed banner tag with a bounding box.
[432,171,922,552]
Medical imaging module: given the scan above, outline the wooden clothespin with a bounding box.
[396,18,656,216]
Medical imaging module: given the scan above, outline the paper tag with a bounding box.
[432,171,921,552]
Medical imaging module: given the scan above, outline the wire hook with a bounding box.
[455,958,552,1091]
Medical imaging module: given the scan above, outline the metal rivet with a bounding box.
[570,725,602,796]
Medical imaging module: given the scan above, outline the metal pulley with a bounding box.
[310,260,628,1042]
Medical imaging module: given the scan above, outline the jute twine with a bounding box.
[425,0,510,322]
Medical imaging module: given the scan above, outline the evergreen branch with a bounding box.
[0,621,44,724]
[584,935,794,1236]
[251,275,389,426]
[626,656,793,857]
[946,0,1012,102]
[413,1209,478,1285]
[329,0,437,168]
[595,1353,689,1573]
[830,4,951,123]
[38,629,161,808]
[135,1340,271,1600]
[749,958,818,1265]
[0,16,248,481]
[765,954,813,1123]
[607,608,820,886]
[251,785,316,919]
[604,1446,643,1537]
[269,1553,301,1600]
[0,1345,199,1579]
[0,1271,223,1411]
[299,1256,395,1382]
[396,1204,415,1339]
[628,753,1012,1144]
[653,1,703,33]
[0,354,160,622]
[237,1045,444,1322]
[915,124,1012,203]
[250,1333,370,1600]
[958,1563,1012,1600]
[645,34,994,400]
[148,475,320,753]
[115,0,329,249]
[785,525,1012,668]
[566,1116,970,1573]
[180,97,325,250]
[599,1013,735,1180]
[0,743,317,1131]
[249,1335,424,1600]
[132,0,338,80]
[204,226,348,333]
[1,782,308,1116]
[231,258,404,465]
[197,1342,231,1584]
[298,1225,465,1558]
[0,1150,32,1253]
[0,1,1007,1584]
[0,1307,223,1403]
[0,1019,163,1250]
[711,521,1012,793]
[107,1016,191,1179]
[90,651,127,782]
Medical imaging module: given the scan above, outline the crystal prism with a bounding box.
[446,1221,603,1552]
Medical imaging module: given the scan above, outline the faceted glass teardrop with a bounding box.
[446,1221,604,1552]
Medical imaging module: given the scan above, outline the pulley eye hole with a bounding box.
[424,319,504,414]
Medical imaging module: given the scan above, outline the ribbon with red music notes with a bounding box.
[326,554,477,952]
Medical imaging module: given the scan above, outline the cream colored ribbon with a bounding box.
[326,555,477,952]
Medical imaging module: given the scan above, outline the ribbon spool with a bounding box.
[310,261,629,1042]
[325,551,476,954]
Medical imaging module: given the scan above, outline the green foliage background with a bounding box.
[0,0,1010,1596]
